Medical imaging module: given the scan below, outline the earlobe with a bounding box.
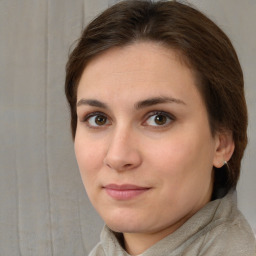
[213,131,235,168]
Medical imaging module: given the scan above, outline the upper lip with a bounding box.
[103,184,150,190]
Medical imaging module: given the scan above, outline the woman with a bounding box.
[65,1,256,255]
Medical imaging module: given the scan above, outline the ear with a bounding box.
[213,131,235,168]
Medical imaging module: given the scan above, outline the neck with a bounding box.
[123,187,213,255]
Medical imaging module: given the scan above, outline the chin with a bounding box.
[106,221,144,234]
[101,209,146,233]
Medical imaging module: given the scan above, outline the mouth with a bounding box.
[103,184,151,200]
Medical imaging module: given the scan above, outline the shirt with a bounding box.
[88,191,256,256]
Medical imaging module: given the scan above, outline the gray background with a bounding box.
[0,0,255,255]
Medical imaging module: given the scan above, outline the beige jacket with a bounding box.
[89,191,256,256]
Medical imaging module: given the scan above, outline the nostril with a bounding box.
[105,161,134,171]
[124,163,132,168]
[106,163,112,169]
[103,147,142,171]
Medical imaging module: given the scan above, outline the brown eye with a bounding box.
[95,115,107,125]
[154,115,167,125]
[86,114,110,127]
[144,112,173,127]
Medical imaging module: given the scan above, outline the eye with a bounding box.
[143,112,173,127]
[84,113,110,128]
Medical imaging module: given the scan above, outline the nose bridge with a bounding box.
[104,123,141,171]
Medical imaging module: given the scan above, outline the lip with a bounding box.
[103,184,150,200]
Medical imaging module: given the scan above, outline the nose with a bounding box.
[103,127,142,171]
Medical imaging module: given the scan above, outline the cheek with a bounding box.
[74,137,104,186]
[145,129,214,181]
[145,135,195,170]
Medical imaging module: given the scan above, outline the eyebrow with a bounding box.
[135,96,186,109]
[76,96,186,109]
[76,99,108,109]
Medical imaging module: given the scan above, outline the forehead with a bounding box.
[77,42,201,106]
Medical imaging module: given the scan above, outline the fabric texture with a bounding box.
[88,191,256,256]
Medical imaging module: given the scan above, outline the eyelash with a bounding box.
[82,111,110,128]
[81,110,175,129]
[142,111,175,127]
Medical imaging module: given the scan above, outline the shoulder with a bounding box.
[88,242,105,256]
[198,209,256,256]
[88,226,128,256]
[183,191,256,256]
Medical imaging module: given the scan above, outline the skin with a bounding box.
[75,42,234,255]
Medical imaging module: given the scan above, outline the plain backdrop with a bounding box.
[0,0,255,255]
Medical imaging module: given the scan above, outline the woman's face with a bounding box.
[75,42,221,240]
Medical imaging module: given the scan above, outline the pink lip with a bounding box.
[103,184,150,200]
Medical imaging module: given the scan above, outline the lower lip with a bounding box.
[104,188,150,200]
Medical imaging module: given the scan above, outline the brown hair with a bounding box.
[65,0,248,192]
